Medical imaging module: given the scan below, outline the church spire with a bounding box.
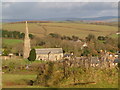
[25,21,29,38]
[23,21,31,59]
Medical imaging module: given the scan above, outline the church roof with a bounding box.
[35,48,63,54]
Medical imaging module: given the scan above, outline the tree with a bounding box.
[19,33,25,39]
[28,48,36,61]
[11,43,23,56]
[49,33,61,38]
[1,30,34,39]
[72,35,79,41]
[97,36,106,40]
[29,34,34,39]
[86,34,95,42]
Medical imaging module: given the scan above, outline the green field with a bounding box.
[2,59,118,88]
[3,73,118,88]
[2,74,37,88]
[2,70,118,88]
[3,38,23,45]
[2,22,118,38]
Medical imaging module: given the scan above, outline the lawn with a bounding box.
[2,22,118,38]
[2,73,37,88]
[2,38,23,45]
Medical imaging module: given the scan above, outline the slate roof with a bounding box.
[63,54,71,57]
[35,48,63,54]
[113,58,120,63]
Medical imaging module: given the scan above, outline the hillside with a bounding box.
[2,16,118,22]
[2,22,118,38]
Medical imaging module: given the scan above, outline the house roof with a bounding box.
[113,58,120,63]
[35,48,63,54]
[63,54,71,57]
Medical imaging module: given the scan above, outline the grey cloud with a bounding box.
[2,2,118,19]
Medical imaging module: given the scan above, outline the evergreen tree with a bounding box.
[28,48,36,61]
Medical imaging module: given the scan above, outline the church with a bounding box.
[23,21,63,61]
[35,48,63,61]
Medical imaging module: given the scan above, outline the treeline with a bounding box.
[49,33,82,41]
[49,33,109,41]
[0,30,34,39]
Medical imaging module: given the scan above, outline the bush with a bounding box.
[2,49,10,56]
[49,33,61,38]
[97,36,106,40]
[82,48,90,56]
[72,35,79,41]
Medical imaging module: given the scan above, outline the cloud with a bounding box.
[2,0,119,2]
[2,2,118,19]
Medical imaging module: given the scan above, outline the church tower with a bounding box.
[23,21,31,59]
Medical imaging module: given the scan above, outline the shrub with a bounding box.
[2,49,10,56]
[97,36,106,40]
[82,48,90,56]
[49,33,61,38]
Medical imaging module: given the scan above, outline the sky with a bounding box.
[2,0,119,2]
[2,2,118,20]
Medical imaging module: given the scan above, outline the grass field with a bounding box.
[2,59,118,88]
[2,73,37,88]
[2,38,23,45]
[2,22,118,38]
[2,72,118,88]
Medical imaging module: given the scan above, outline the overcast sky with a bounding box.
[2,2,118,20]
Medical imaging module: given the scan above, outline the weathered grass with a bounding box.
[2,22,118,38]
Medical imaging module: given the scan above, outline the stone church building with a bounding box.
[35,48,63,61]
[23,21,63,61]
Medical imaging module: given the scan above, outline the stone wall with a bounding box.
[36,53,63,61]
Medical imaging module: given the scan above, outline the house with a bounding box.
[116,32,120,35]
[63,52,74,60]
[35,48,63,61]
[63,54,72,60]
[81,42,88,49]
[91,57,100,67]
[113,58,120,66]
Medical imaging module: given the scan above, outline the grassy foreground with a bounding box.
[2,59,118,88]
[2,72,118,88]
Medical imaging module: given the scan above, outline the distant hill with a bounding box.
[2,19,50,23]
[2,16,118,23]
[40,16,118,22]
[2,22,117,38]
